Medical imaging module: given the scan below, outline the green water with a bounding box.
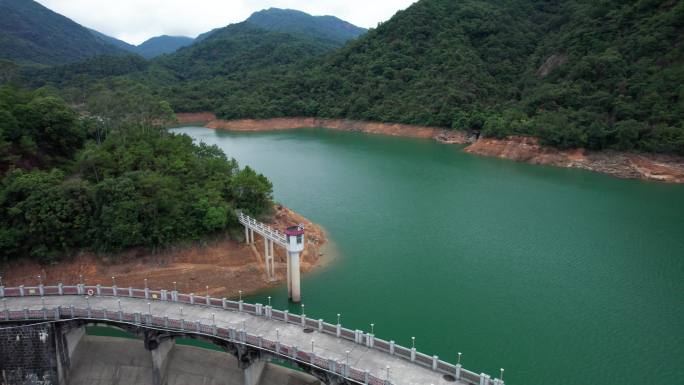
[172,127,683,385]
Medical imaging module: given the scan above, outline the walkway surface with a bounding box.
[4,295,468,385]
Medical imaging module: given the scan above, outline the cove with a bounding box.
[171,126,684,385]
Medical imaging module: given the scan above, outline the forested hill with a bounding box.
[13,0,684,154]
[199,0,682,154]
[245,8,367,43]
[135,35,195,58]
[0,0,123,65]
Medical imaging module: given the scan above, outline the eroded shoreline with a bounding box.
[175,113,684,183]
[1,205,328,298]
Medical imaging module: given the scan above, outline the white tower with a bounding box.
[284,225,305,302]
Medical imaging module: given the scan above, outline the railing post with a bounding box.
[367,333,374,348]
[328,359,336,373]
[23,308,28,319]
[456,364,462,380]
[118,309,123,321]
[283,310,289,322]
[0,285,4,297]
[190,293,194,305]
[180,319,185,331]
[364,370,369,385]
[128,287,133,297]
[96,284,101,296]
[336,323,341,337]
[432,355,439,371]
[301,314,306,327]
[38,284,44,296]
[19,285,24,297]
[161,289,167,301]
[103,309,108,320]
[164,316,169,329]
[222,298,227,309]
[205,295,210,306]
[480,373,491,385]
[78,284,84,295]
[54,307,60,320]
[257,335,262,348]
[291,345,298,359]
[411,347,416,362]
[195,320,201,332]
[389,340,395,355]
[69,305,74,318]
[238,300,243,312]
[112,285,117,296]
[144,287,150,299]
[135,312,141,324]
[57,283,63,295]
[318,319,323,332]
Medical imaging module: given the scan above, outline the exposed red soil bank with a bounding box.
[465,136,684,183]
[1,205,328,298]
[205,118,465,143]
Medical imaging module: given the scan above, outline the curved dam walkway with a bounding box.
[0,285,504,385]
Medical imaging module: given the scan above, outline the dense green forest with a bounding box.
[0,86,273,262]
[8,0,684,155]
[0,0,124,65]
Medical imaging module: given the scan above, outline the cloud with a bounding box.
[35,0,417,45]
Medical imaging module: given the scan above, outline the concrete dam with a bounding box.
[0,284,506,385]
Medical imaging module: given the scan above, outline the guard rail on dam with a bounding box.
[0,284,505,385]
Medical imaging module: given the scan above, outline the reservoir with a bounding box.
[171,126,683,385]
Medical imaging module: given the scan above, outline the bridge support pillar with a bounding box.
[150,338,175,385]
[243,358,265,385]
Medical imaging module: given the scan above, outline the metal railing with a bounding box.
[238,212,287,246]
[0,284,504,385]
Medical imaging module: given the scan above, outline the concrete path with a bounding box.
[4,295,464,385]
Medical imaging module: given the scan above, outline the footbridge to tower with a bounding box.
[239,212,305,302]
[0,284,506,385]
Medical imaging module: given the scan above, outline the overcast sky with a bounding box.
[35,0,417,45]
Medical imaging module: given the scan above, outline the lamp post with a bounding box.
[173,281,177,292]
[458,352,462,365]
[206,285,209,298]
[41,297,45,309]
[112,276,116,287]
[386,366,390,380]
[79,274,83,285]
[500,368,505,382]
[276,328,279,341]
[144,278,148,289]
[180,307,183,316]
[37,275,42,286]
[345,350,350,371]
[267,296,271,307]
[147,302,151,315]
[239,290,243,301]
[118,300,121,312]
[370,323,374,335]
[311,339,314,353]
[411,336,415,349]
[301,304,305,314]
[212,313,215,324]
[337,313,341,325]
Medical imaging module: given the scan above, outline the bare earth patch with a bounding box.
[1,205,328,299]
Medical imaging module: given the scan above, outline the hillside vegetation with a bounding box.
[0,86,273,262]
[11,0,684,155]
[0,0,123,65]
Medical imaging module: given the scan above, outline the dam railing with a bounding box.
[0,284,503,385]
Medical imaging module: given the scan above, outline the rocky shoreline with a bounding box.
[175,113,684,183]
[1,205,328,298]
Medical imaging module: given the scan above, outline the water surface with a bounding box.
[172,126,684,385]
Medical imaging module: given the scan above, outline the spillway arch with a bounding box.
[0,284,506,385]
